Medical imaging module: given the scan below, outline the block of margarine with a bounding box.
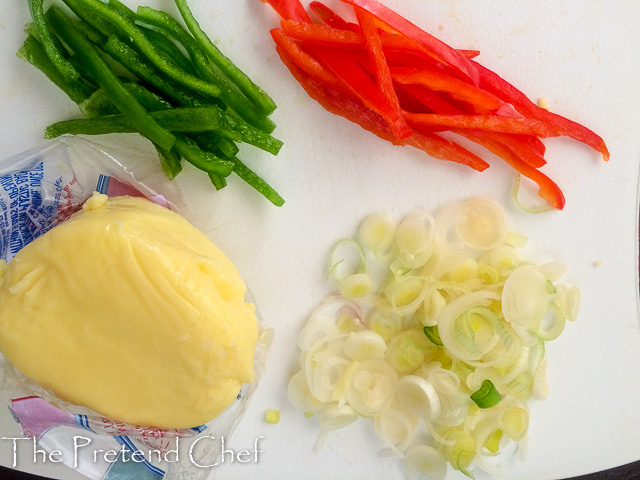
[0,193,258,429]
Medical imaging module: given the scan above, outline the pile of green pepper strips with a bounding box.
[21,0,284,206]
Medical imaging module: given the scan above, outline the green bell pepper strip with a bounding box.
[47,6,175,151]
[62,0,120,38]
[154,144,183,180]
[17,35,93,104]
[174,0,277,115]
[208,172,228,191]
[79,84,172,118]
[44,106,224,138]
[137,25,198,77]
[192,132,241,158]
[28,0,80,82]
[173,135,233,176]
[103,35,208,108]
[135,6,215,83]
[61,0,221,99]
[230,157,285,207]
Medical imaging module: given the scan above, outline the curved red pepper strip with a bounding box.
[259,0,311,22]
[339,0,480,84]
[472,60,609,161]
[456,130,564,209]
[276,45,489,172]
[355,6,411,139]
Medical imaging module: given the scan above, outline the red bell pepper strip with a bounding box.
[276,46,489,172]
[403,112,600,140]
[390,67,505,114]
[280,21,479,65]
[339,0,480,84]
[309,1,359,31]
[259,0,311,22]
[280,20,362,47]
[355,6,409,137]
[472,60,609,161]
[398,85,547,169]
[270,28,349,95]
[305,43,412,139]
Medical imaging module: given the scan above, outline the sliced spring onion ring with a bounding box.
[328,238,366,282]
[403,444,448,480]
[374,402,420,454]
[471,379,502,408]
[346,359,398,417]
[511,174,554,214]
[396,374,441,418]
[339,273,374,298]
[498,405,529,442]
[343,330,388,360]
[358,212,397,260]
[456,197,508,250]
[501,265,552,330]
[316,403,358,429]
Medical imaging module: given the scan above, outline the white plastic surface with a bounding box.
[1,1,639,479]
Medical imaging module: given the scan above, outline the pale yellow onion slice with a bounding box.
[346,359,398,417]
[501,265,552,331]
[497,404,529,442]
[455,197,508,250]
[537,261,567,282]
[396,375,441,418]
[343,330,387,360]
[288,370,326,413]
[436,290,500,362]
[403,444,448,480]
[531,357,549,400]
[428,367,461,397]
[366,309,403,342]
[339,273,374,298]
[395,214,434,257]
[386,329,437,374]
[328,238,366,282]
[383,276,429,316]
[374,402,420,454]
[557,285,581,322]
[536,306,565,341]
[307,355,349,403]
[316,403,358,429]
[358,213,397,259]
[298,317,340,351]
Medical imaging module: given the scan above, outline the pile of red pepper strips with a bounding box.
[259,0,609,210]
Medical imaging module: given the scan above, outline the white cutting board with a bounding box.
[0,1,639,479]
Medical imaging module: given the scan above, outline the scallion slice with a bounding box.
[471,379,502,409]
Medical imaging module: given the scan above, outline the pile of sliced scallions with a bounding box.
[288,197,580,479]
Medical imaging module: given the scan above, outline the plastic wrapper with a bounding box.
[0,135,271,480]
